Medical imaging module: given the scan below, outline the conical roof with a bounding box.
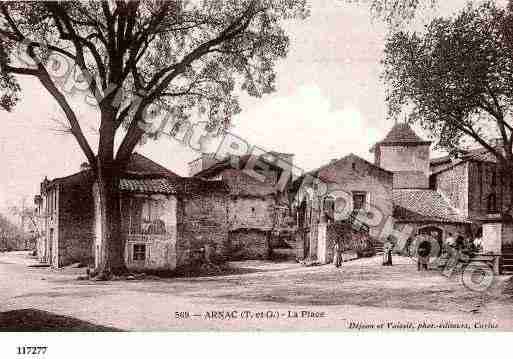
[371,123,431,152]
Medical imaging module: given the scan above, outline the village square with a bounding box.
[1,0,513,332]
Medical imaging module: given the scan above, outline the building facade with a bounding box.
[192,153,296,259]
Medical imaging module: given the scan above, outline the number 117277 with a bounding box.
[17,346,47,355]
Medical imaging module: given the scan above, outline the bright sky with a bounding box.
[0,0,485,214]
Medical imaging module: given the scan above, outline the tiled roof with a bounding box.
[193,153,292,179]
[392,189,470,223]
[292,153,392,190]
[430,147,499,176]
[381,123,429,144]
[119,178,180,194]
[119,177,228,195]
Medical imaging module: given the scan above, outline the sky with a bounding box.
[0,0,486,215]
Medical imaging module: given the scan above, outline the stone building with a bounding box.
[293,123,471,264]
[430,145,513,268]
[35,170,96,267]
[35,150,285,270]
[191,152,296,259]
[293,153,394,262]
[371,123,471,246]
[96,176,229,271]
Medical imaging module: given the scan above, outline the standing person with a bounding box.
[333,239,342,268]
[445,232,456,249]
[473,229,483,253]
[456,234,465,251]
[417,238,430,271]
[382,239,394,266]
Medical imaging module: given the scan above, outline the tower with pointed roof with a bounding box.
[371,123,431,189]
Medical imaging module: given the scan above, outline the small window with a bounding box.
[133,244,146,261]
[352,163,356,170]
[323,196,335,220]
[487,194,497,213]
[491,170,497,187]
[352,192,367,211]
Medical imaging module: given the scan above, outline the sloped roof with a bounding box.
[371,123,431,152]
[42,153,180,190]
[383,123,428,143]
[125,153,180,178]
[193,152,291,179]
[392,189,470,223]
[119,178,180,194]
[119,177,228,195]
[292,153,392,191]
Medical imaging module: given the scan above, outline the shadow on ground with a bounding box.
[0,309,122,331]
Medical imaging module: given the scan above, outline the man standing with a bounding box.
[333,239,342,268]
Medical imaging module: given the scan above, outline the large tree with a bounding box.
[382,1,513,212]
[0,0,308,277]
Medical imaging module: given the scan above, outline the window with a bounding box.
[129,197,168,235]
[323,196,335,220]
[133,244,146,261]
[352,192,367,211]
[490,169,497,187]
[487,193,497,213]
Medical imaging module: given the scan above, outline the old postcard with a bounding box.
[1,0,513,349]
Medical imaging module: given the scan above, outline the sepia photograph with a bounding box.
[0,0,512,350]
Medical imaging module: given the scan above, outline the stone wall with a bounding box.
[119,193,178,271]
[57,172,95,267]
[468,161,511,219]
[220,168,278,197]
[177,191,230,267]
[229,229,269,259]
[319,155,394,241]
[319,222,372,264]
[228,196,274,230]
[378,144,430,189]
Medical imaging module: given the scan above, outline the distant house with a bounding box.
[371,123,471,248]
[191,152,296,259]
[102,176,229,271]
[429,145,513,266]
[35,153,230,270]
[293,123,472,264]
[293,153,393,263]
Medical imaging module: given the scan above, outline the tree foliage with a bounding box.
[0,0,309,168]
[382,1,513,163]
[0,0,309,275]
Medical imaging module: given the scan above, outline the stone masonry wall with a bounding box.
[468,161,511,219]
[58,173,95,267]
[177,191,229,267]
[229,229,269,259]
[319,155,394,241]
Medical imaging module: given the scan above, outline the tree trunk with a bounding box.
[95,163,127,278]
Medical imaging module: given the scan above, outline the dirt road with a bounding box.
[1,251,512,331]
